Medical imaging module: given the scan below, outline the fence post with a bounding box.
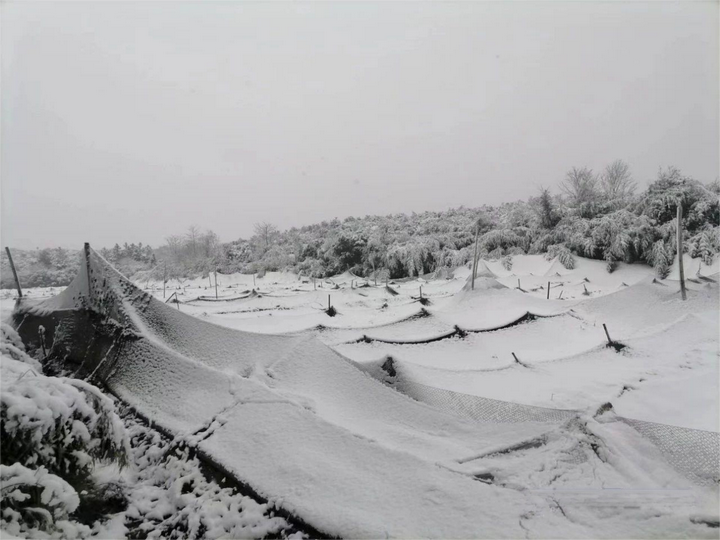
[546,281,550,299]
[471,225,480,290]
[163,261,167,299]
[677,204,687,300]
[328,294,331,310]
[214,270,218,299]
[84,243,92,302]
[4,247,22,298]
[603,323,613,346]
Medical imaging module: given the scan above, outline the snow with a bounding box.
[0,326,300,539]
[1,463,80,518]
[5,249,720,537]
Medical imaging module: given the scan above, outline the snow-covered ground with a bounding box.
[2,253,718,538]
[104,254,718,432]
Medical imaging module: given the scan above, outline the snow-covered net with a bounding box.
[394,378,579,423]
[11,247,719,501]
[393,378,720,486]
[618,417,720,487]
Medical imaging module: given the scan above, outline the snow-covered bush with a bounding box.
[121,412,298,539]
[0,463,87,535]
[688,227,720,266]
[1,357,129,488]
[1,323,130,501]
[544,245,576,269]
[0,323,41,371]
[649,239,673,279]
[501,255,513,271]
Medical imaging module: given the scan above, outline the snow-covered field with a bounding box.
[2,253,718,538]
[105,254,719,432]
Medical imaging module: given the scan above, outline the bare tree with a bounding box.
[253,222,279,255]
[561,167,599,217]
[185,225,202,259]
[561,167,597,203]
[165,235,182,259]
[600,160,636,202]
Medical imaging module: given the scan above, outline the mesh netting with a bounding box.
[393,378,720,486]
[394,379,579,423]
[619,417,720,487]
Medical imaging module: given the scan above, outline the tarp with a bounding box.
[11,247,581,538]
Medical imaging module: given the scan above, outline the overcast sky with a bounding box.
[1,1,718,250]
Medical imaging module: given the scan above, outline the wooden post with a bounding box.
[546,281,550,300]
[38,326,47,359]
[328,294,331,310]
[511,352,520,365]
[4,247,22,298]
[471,225,480,290]
[517,278,521,289]
[420,285,423,299]
[84,243,92,301]
[677,204,687,300]
[163,261,167,299]
[214,270,218,299]
[602,323,612,346]
[253,274,256,288]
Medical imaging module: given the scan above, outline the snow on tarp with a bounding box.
[11,247,613,537]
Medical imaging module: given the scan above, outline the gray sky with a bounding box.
[2,1,718,250]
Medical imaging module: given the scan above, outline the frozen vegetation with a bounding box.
[2,164,719,288]
[0,324,306,539]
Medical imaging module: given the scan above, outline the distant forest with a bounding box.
[3,163,719,289]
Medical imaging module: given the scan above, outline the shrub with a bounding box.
[544,245,576,269]
[0,463,91,537]
[1,357,129,487]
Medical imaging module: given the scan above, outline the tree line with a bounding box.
[3,162,718,288]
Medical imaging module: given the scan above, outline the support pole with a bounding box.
[84,243,92,301]
[546,281,550,300]
[677,204,687,301]
[214,270,218,299]
[603,323,613,346]
[4,247,22,298]
[471,225,480,290]
[420,285,423,299]
[163,261,167,299]
[328,294,331,310]
[38,326,47,359]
